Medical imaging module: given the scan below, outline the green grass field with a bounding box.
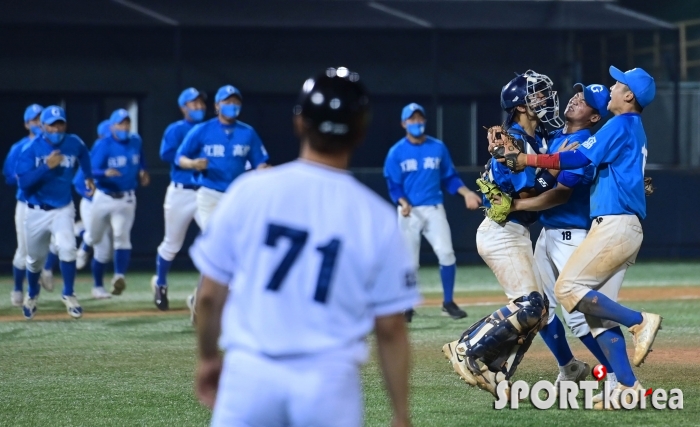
[0,262,698,426]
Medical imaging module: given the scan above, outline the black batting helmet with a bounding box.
[294,67,370,150]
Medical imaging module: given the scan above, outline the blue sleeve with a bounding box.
[577,120,624,166]
[383,149,403,183]
[176,126,201,162]
[90,140,109,178]
[76,138,93,179]
[16,145,50,191]
[3,144,19,185]
[558,171,583,188]
[247,129,269,168]
[559,150,592,169]
[386,178,406,204]
[159,125,179,164]
[511,167,536,192]
[439,145,465,195]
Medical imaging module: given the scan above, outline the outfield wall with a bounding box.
[1,169,698,271]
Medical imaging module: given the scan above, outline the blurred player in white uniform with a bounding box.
[3,104,43,305]
[191,68,419,427]
[384,103,481,320]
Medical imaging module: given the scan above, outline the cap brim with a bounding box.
[43,117,66,125]
[609,66,627,85]
[573,83,585,93]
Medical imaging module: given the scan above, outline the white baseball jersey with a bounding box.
[190,159,420,362]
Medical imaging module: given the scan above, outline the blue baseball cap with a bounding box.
[401,103,425,122]
[609,66,656,108]
[178,87,203,107]
[573,83,611,118]
[41,106,67,125]
[97,120,111,138]
[110,108,130,126]
[24,104,44,122]
[215,85,242,103]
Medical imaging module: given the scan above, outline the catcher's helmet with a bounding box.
[501,70,563,128]
[294,67,370,144]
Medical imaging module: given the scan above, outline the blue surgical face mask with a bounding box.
[220,104,241,119]
[407,123,425,138]
[188,108,205,122]
[29,125,42,135]
[114,130,129,141]
[45,132,65,144]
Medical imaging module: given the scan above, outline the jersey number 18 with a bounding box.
[264,223,341,304]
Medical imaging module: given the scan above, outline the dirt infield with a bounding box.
[421,285,700,307]
[0,308,190,322]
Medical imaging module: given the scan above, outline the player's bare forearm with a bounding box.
[195,275,229,360]
[512,185,572,212]
[178,156,195,170]
[375,313,411,425]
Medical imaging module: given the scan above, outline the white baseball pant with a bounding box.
[80,198,113,264]
[211,349,362,427]
[23,202,76,273]
[534,228,592,337]
[555,215,641,337]
[476,217,540,300]
[88,189,136,250]
[157,183,201,261]
[13,201,27,270]
[398,204,456,268]
[196,186,224,230]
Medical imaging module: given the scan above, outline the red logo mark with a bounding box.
[645,388,653,397]
[592,364,607,381]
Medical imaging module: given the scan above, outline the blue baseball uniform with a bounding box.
[4,137,35,202]
[176,118,268,192]
[161,119,198,185]
[90,134,145,193]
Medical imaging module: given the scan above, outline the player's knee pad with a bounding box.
[457,291,548,380]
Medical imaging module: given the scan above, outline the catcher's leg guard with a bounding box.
[457,292,548,380]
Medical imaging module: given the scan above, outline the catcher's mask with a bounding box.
[500,70,563,129]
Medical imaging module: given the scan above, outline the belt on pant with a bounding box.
[27,203,56,211]
[104,190,135,199]
[173,182,200,190]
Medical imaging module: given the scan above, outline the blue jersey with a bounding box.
[175,118,268,192]
[3,136,33,202]
[15,134,92,208]
[578,113,647,219]
[539,128,595,230]
[160,119,198,185]
[483,123,547,225]
[73,169,91,201]
[383,136,464,207]
[91,135,145,193]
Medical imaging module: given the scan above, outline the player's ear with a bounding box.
[590,113,601,124]
[293,114,307,138]
[401,121,407,130]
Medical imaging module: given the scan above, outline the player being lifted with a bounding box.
[151,88,207,311]
[86,109,150,296]
[191,67,419,427]
[15,106,95,319]
[504,66,662,409]
[3,104,43,306]
[175,84,269,321]
[383,103,482,321]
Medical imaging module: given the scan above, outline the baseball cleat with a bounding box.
[151,275,169,311]
[629,312,662,367]
[11,290,23,307]
[442,301,467,319]
[76,246,91,270]
[22,296,38,320]
[474,365,511,399]
[404,308,415,323]
[592,372,618,404]
[110,276,126,296]
[39,269,54,292]
[555,358,589,394]
[61,294,83,319]
[186,293,196,325]
[593,381,643,410]
[91,286,112,299]
[442,340,478,386]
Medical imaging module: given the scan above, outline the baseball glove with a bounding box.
[644,176,654,196]
[486,125,522,171]
[476,178,512,223]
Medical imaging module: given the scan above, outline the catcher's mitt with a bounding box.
[476,178,512,223]
[644,176,654,196]
[486,125,522,171]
